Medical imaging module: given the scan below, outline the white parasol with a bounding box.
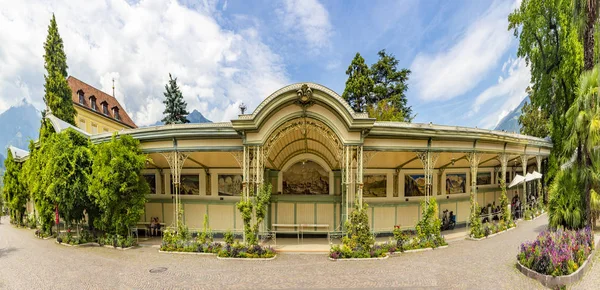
[508,174,525,188]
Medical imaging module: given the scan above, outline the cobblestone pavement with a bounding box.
[0,215,577,289]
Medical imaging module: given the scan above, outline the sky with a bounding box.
[0,0,530,128]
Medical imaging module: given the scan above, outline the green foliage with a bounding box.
[549,169,584,229]
[161,73,190,124]
[415,199,445,247]
[509,0,584,182]
[236,184,272,246]
[343,202,375,252]
[223,230,235,245]
[563,66,599,226]
[342,53,373,112]
[199,214,213,244]
[518,101,550,137]
[3,148,27,225]
[217,242,276,259]
[44,129,93,227]
[43,14,75,125]
[342,50,413,121]
[469,193,483,238]
[370,50,413,121]
[88,134,149,236]
[499,178,512,225]
[366,100,406,122]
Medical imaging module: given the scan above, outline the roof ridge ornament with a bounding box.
[295,84,314,109]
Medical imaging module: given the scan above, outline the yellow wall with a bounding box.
[75,107,131,134]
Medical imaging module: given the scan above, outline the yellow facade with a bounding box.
[74,106,131,134]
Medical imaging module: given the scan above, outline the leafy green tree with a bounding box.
[2,149,27,225]
[23,139,53,233]
[89,134,149,236]
[518,101,550,137]
[161,74,190,124]
[43,129,94,228]
[563,66,599,226]
[370,50,413,121]
[342,53,373,112]
[366,100,406,121]
[43,14,75,125]
[509,0,584,181]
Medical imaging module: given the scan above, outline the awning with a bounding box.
[508,174,525,188]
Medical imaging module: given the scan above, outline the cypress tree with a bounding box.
[161,74,190,124]
[43,14,75,125]
[342,53,373,112]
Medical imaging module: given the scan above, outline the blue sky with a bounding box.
[0,0,530,128]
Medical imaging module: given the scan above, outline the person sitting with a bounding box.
[154,217,162,236]
[150,217,157,236]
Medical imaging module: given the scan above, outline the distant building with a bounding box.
[67,76,136,134]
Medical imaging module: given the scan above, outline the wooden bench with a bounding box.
[299,224,330,242]
[271,224,300,245]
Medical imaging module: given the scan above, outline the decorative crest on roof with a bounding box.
[295,84,314,108]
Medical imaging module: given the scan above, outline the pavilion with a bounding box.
[47,82,552,234]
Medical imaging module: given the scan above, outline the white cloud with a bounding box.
[409,1,517,101]
[0,0,289,125]
[472,57,531,129]
[277,0,332,53]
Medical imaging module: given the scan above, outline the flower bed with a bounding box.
[329,242,394,259]
[160,239,223,254]
[217,243,276,259]
[469,220,516,240]
[517,227,594,277]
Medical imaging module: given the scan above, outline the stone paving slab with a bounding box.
[0,215,567,289]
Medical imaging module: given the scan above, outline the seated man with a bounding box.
[150,217,157,236]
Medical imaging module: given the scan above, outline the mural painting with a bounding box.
[180,174,200,195]
[282,161,329,195]
[404,174,426,197]
[364,175,387,197]
[445,173,466,194]
[144,174,156,194]
[477,172,492,185]
[218,174,243,196]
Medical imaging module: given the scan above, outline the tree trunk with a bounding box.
[583,0,598,70]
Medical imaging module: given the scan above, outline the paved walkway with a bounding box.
[0,214,587,289]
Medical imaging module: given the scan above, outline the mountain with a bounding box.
[187,110,211,123]
[0,100,41,159]
[494,97,529,133]
[151,109,212,126]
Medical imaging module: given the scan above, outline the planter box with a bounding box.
[516,236,597,288]
[467,226,516,241]
[328,254,388,261]
[217,255,277,261]
[158,250,216,256]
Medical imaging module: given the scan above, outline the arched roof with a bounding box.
[231,83,375,133]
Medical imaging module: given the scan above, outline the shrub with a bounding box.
[199,214,213,244]
[217,242,276,258]
[415,199,446,247]
[517,227,594,276]
[223,230,235,245]
[237,184,271,246]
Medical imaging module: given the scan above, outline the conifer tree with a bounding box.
[43,14,75,125]
[161,74,190,124]
[342,53,373,112]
